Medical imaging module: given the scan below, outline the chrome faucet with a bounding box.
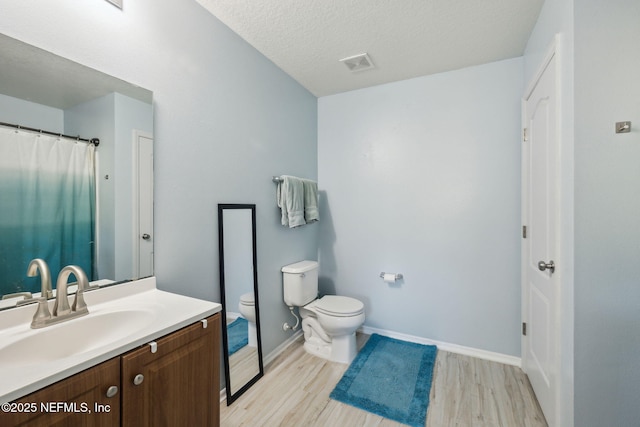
[27,258,53,299]
[31,265,90,329]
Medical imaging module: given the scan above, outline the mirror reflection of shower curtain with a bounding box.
[0,127,96,295]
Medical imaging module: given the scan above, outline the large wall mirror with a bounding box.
[0,33,154,309]
[218,204,264,405]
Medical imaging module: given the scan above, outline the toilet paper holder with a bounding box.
[380,272,403,280]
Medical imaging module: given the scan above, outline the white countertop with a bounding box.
[0,277,221,403]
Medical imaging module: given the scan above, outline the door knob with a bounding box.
[133,374,144,386]
[142,233,151,240]
[537,260,555,273]
[106,385,118,398]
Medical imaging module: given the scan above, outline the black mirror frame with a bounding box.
[218,203,264,405]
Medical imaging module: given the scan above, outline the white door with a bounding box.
[522,53,559,426]
[133,131,154,278]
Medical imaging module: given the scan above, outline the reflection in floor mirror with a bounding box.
[218,204,264,404]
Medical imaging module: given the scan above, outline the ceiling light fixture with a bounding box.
[339,53,375,72]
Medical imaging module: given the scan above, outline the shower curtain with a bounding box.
[0,127,96,296]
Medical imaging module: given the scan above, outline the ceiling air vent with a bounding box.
[339,53,375,72]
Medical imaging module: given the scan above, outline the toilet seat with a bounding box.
[314,295,364,317]
[239,292,254,306]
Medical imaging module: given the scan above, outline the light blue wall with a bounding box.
[318,57,523,356]
[0,93,63,132]
[574,0,640,425]
[0,0,318,360]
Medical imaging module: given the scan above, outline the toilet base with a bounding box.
[303,336,332,360]
[331,333,358,364]
[302,332,358,364]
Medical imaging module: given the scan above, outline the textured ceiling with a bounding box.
[196,0,545,97]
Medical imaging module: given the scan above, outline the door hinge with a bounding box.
[523,127,528,142]
[522,225,527,238]
[522,322,527,336]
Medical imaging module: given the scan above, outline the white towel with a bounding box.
[302,179,319,224]
[277,176,306,228]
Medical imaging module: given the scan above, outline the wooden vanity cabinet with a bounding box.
[1,357,120,427]
[121,313,220,427]
[1,313,220,427]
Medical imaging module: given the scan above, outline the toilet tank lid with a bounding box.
[281,260,318,274]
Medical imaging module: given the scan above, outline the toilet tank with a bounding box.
[282,260,319,307]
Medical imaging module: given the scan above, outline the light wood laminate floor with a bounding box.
[220,334,547,427]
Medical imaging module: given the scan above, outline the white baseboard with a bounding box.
[360,325,521,367]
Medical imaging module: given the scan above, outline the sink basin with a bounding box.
[0,308,157,366]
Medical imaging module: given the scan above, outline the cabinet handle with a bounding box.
[133,374,144,386]
[106,385,119,398]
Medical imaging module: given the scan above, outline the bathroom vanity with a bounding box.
[0,277,222,427]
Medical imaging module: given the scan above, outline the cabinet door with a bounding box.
[0,357,120,427]
[122,313,220,427]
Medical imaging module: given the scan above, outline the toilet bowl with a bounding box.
[282,260,365,363]
[238,292,257,347]
[299,295,365,363]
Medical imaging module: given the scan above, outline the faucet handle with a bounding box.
[2,291,32,301]
[3,292,38,306]
[31,298,52,329]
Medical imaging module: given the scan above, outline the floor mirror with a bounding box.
[218,204,264,405]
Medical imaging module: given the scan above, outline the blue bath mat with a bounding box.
[227,317,248,355]
[330,334,437,427]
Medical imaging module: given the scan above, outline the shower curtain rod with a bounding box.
[0,121,100,147]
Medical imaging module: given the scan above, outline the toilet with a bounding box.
[238,292,258,347]
[282,260,365,363]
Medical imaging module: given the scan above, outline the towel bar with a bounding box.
[272,175,318,184]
